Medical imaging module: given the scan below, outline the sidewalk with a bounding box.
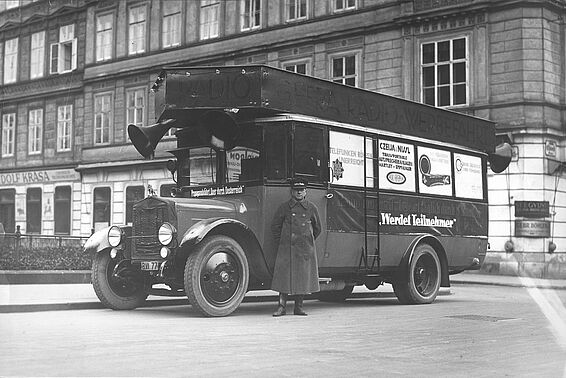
[1,271,565,313]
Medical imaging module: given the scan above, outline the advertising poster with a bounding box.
[329,131,373,187]
[378,139,415,192]
[417,146,452,196]
[226,147,259,181]
[454,153,483,199]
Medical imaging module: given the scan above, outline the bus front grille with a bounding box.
[131,202,169,260]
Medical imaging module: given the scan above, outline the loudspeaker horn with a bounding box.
[198,110,240,150]
[128,119,176,158]
[488,142,512,173]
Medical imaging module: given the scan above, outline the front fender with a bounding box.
[83,227,112,255]
[179,218,248,249]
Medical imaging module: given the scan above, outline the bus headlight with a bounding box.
[108,226,123,248]
[158,223,176,246]
[160,246,170,259]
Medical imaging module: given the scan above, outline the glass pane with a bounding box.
[423,66,435,87]
[422,43,435,64]
[454,84,466,105]
[345,77,356,86]
[453,38,466,60]
[264,124,288,180]
[423,88,435,105]
[55,186,71,234]
[437,41,449,62]
[333,58,343,77]
[438,86,450,106]
[345,55,356,75]
[294,126,324,181]
[453,62,466,83]
[438,64,449,85]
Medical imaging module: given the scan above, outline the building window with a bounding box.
[28,109,43,155]
[241,0,261,31]
[30,31,45,79]
[94,93,112,145]
[128,5,146,55]
[284,61,309,75]
[0,189,15,233]
[421,37,468,107]
[3,38,18,84]
[331,53,358,87]
[55,186,71,235]
[57,104,72,152]
[26,188,42,234]
[96,13,113,62]
[126,89,145,128]
[50,24,77,74]
[1,113,15,157]
[93,187,110,231]
[286,0,307,21]
[163,1,181,48]
[334,0,356,12]
[125,186,144,224]
[200,0,219,40]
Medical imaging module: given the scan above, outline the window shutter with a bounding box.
[50,43,59,74]
[71,38,77,70]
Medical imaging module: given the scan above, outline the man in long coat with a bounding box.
[271,177,321,316]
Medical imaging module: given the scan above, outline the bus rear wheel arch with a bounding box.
[184,235,250,317]
[393,243,441,304]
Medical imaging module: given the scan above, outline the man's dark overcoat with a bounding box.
[270,198,321,294]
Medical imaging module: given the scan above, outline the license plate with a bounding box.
[141,261,160,271]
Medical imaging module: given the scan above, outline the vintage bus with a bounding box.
[84,65,511,317]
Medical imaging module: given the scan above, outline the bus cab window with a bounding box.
[294,125,325,182]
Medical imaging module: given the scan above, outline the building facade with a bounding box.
[0,0,564,278]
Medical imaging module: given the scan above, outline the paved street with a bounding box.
[1,283,566,377]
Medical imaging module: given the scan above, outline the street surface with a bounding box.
[1,283,566,377]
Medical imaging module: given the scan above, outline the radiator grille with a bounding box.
[131,199,170,260]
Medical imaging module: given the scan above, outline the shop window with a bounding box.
[55,186,71,235]
[93,187,110,231]
[0,189,15,233]
[26,188,42,233]
[126,186,145,224]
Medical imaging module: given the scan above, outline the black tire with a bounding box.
[392,243,441,304]
[316,285,354,302]
[184,235,249,317]
[92,250,148,310]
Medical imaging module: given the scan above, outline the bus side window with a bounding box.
[264,124,288,180]
[294,125,325,182]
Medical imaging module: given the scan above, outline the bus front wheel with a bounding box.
[184,235,250,317]
[393,243,441,304]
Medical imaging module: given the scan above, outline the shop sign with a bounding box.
[515,220,550,238]
[0,168,79,186]
[514,201,549,218]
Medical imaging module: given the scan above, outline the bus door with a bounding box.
[324,130,379,272]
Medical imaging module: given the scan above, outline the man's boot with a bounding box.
[294,295,307,316]
[272,293,287,317]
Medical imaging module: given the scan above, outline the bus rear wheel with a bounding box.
[91,250,148,310]
[393,243,441,304]
[184,235,249,317]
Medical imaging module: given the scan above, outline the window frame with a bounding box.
[285,0,307,22]
[125,185,145,224]
[28,108,43,155]
[282,59,311,75]
[200,0,220,40]
[30,31,45,79]
[57,104,73,152]
[240,0,261,32]
[95,12,113,62]
[3,37,18,84]
[329,51,361,87]
[50,24,77,74]
[125,87,145,128]
[93,186,111,230]
[333,0,356,13]
[94,92,113,145]
[162,1,182,48]
[54,185,72,235]
[420,36,469,108]
[128,4,147,55]
[1,113,16,157]
[26,187,42,234]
